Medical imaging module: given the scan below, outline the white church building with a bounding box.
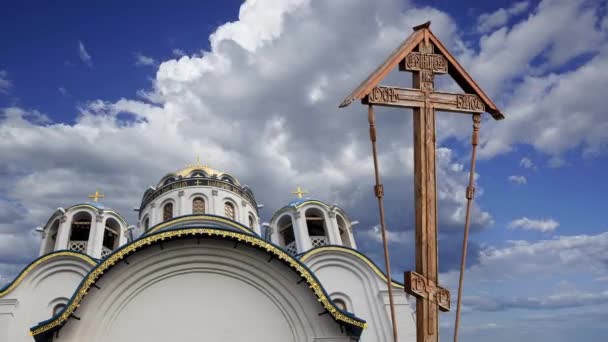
[0,162,416,342]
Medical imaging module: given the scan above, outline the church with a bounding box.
[0,160,416,341]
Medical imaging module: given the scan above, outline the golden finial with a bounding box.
[291,186,308,199]
[88,189,105,202]
[187,155,204,168]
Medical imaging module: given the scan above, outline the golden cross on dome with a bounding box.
[88,190,105,202]
[291,186,308,199]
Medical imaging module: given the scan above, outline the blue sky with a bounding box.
[1,0,608,341]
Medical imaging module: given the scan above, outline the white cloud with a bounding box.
[172,49,186,57]
[362,224,410,245]
[58,86,69,97]
[0,70,12,94]
[134,53,156,66]
[78,40,92,66]
[469,0,608,160]
[508,175,527,185]
[1,0,489,285]
[519,157,535,169]
[509,217,559,232]
[477,1,529,33]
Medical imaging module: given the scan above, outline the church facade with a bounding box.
[0,162,416,342]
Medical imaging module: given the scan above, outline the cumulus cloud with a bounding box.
[509,217,559,232]
[78,40,92,66]
[134,52,156,66]
[477,1,529,33]
[508,175,527,185]
[0,70,12,94]
[1,0,491,285]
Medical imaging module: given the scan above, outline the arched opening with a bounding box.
[102,218,121,258]
[69,211,92,253]
[224,201,235,220]
[192,197,205,214]
[248,213,255,229]
[333,298,347,311]
[143,216,150,232]
[43,219,60,254]
[305,208,328,248]
[52,303,66,316]
[337,215,353,248]
[163,177,176,186]
[163,202,174,221]
[189,171,208,178]
[277,215,296,255]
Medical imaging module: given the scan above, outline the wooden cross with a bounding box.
[291,186,308,199]
[88,190,105,203]
[339,22,503,342]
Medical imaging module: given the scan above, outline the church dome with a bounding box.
[156,158,241,187]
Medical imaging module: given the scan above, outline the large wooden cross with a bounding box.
[339,22,503,342]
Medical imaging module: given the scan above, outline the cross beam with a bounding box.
[364,86,485,114]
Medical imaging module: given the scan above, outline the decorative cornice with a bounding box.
[299,246,404,289]
[30,227,366,338]
[144,214,256,236]
[271,200,351,223]
[0,251,97,298]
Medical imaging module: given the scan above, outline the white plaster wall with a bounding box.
[139,186,260,234]
[56,238,352,342]
[0,257,93,342]
[303,252,417,342]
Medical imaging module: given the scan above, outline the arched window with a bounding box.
[52,303,67,316]
[193,197,205,214]
[305,208,328,247]
[163,203,173,221]
[277,215,296,255]
[102,218,121,258]
[68,211,92,253]
[43,219,60,254]
[248,214,255,229]
[333,298,347,311]
[224,202,235,220]
[337,215,353,248]
[143,216,150,231]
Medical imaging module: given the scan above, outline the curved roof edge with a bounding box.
[299,245,404,289]
[270,199,351,223]
[0,251,97,298]
[30,227,366,340]
[143,214,258,236]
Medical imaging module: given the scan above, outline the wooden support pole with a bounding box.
[368,104,399,342]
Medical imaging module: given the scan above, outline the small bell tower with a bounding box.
[269,187,357,255]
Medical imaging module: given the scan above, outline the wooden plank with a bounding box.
[404,271,451,312]
[412,67,440,341]
[364,86,485,113]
